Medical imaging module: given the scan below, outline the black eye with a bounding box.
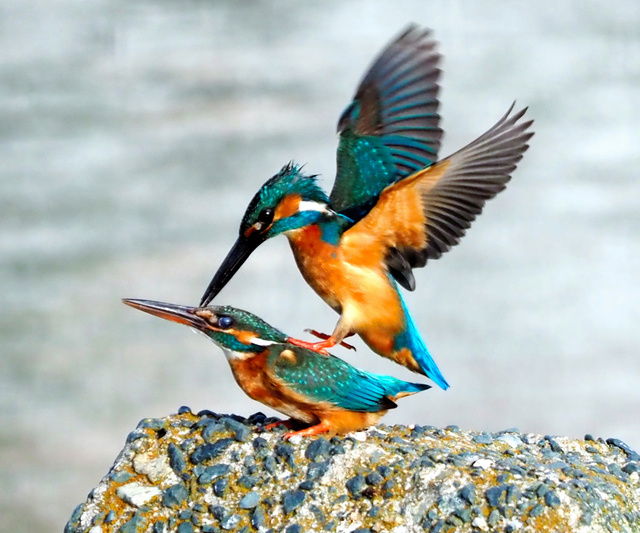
[258,208,274,224]
[217,316,234,329]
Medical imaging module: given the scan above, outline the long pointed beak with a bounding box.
[122,299,206,329]
[199,236,260,307]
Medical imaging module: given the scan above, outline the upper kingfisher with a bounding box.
[199,26,534,390]
[122,298,429,439]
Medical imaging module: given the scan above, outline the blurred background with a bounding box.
[1,0,639,531]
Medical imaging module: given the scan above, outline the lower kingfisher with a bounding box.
[122,299,429,439]
[199,25,534,390]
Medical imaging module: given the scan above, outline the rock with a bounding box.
[116,482,162,507]
[65,410,640,533]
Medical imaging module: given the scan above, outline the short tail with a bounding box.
[397,294,450,390]
[375,375,431,402]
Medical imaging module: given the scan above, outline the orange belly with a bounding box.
[287,225,405,349]
[228,352,387,433]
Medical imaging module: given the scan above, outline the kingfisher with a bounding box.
[122,298,429,439]
[199,26,534,390]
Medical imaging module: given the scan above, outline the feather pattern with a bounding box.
[269,345,428,412]
[343,104,534,287]
[330,25,442,222]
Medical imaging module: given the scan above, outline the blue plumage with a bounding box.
[270,344,430,412]
[392,288,449,390]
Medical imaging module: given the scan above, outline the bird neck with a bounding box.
[286,215,347,247]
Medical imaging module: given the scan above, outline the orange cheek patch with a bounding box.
[274,194,301,222]
[235,330,259,345]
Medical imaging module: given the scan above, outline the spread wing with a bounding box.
[342,104,534,290]
[330,25,442,223]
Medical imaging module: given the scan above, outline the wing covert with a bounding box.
[271,348,397,412]
[330,25,443,222]
[342,104,534,288]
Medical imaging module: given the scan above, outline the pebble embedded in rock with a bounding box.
[365,472,383,486]
[282,490,305,514]
[190,439,234,464]
[110,470,134,483]
[117,482,162,507]
[306,460,329,481]
[251,506,267,530]
[544,490,561,509]
[168,443,187,476]
[487,509,500,527]
[239,491,260,509]
[237,475,258,489]
[177,522,193,533]
[213,477,229,497]
[162,484,189,509]
[198,464,231,484]
[202,422,226,442]
[220,514,241,531]
[119,512,147,533]
[346,474,365,497]
[485,486,505,508]
[305,438,331,462]
[529,503,544,517]
[459,483,475,505]
[298,480,314,491]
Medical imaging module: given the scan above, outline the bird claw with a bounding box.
[303,329,357,351]
[283,420,332,439]
[286,336,331,356]
[262,419,296,432]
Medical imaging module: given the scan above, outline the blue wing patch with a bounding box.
[330,25,443,222]
[271,346,429,412]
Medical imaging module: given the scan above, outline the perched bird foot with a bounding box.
[284,420,332,440]
[286,336,333,355]
[262,419,297,432]
[305,329,356,351]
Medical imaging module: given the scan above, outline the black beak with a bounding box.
[122,299,206,329]
[199,235,262,307]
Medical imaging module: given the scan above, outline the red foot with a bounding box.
[263,419,296,432]
[305,330,356,351]
[284,420,332,440]
[286,336,332,355]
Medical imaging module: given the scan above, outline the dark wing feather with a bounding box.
[330,25,442,222]
[416,103,534,265]
[342,104,534,287]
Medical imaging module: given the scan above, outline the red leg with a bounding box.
[306,329,356,351]
[286,336,334,355]
[284,420,332,440]
[263,419,296,431]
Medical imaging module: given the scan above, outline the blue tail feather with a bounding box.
[395,292,450,390]
[375,375,431,398]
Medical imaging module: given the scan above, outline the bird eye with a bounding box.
[217,316,234,329]
[258,208,274,224]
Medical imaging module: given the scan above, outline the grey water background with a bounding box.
[1,0,639,530]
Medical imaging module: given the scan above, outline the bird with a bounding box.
[122,298,430,439]
[198,25,534,390]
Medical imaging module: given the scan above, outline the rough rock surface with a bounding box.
[65,408,640,533]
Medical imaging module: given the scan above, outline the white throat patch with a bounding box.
[298,200,328,213]
[221,347,253,361]
[250,338,278,347]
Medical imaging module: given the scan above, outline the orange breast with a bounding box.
[286,224,406,344]
[287,225,345,311]
[228,352,317,424]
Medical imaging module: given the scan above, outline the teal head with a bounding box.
[200,162,331,306]
[122,299,287,357]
